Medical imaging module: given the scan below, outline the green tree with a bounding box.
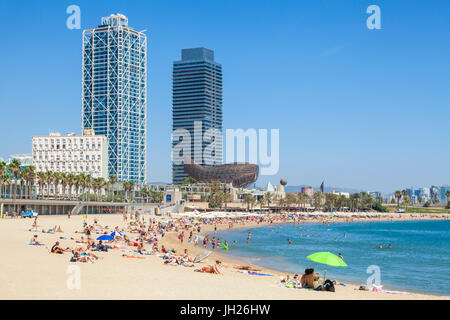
[312,191,325,210]
[394,190,402,208]
[264,192,272,209]
[7,159,21,200]
[109,174,117,202]
[243,193,255,212]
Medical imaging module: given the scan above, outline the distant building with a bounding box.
[368,191,382,201]
[4,154,33,167]
[301,186,314,197]
[440,186,450,203]
[430,186,441,202]
[172,47,223,184]
[32,130,109,179]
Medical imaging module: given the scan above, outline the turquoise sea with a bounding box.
[214,220,450,296]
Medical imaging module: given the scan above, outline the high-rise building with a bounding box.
[172,48,223,184]
[82,14,147,184]
[440,186,450,203]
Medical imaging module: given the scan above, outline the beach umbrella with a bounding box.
[307,252,347,280]
[97,235,114,241]
[110,231,123,237]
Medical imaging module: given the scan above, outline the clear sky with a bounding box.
[0,0,449,193]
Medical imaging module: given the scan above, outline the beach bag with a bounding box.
[323,280,335,292]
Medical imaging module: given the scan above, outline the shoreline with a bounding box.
[167,213,449,298]
[0,213,448,300]
[208,221,448,297]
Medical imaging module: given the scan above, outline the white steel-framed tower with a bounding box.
[82,14,147,184]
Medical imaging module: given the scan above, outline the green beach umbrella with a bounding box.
[307,252,347,280]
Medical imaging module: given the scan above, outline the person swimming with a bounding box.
[378,244,383,249]
[338,253,343,260]
[388,244,392,249]
[288,239,292,244]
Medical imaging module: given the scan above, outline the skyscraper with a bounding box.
[82,14,147,184]
[172,48,223,184]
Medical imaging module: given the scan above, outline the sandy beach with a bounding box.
[0,213,448,300]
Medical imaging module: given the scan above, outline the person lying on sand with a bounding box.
[234,265,261,271]
[195,260,222,274]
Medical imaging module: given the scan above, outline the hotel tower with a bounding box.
[172,48,223,184]
[82,14,147,183]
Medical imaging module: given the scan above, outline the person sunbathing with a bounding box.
[57,226,63,233]
[195,260,222,274]
[234,265,261,271]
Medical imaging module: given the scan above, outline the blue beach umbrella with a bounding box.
[97,235,114,241]
[110,231,124,236]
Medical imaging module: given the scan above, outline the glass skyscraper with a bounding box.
[172,48,223,184]
[82,14,147,184]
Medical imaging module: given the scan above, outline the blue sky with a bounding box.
[0,0,449,193]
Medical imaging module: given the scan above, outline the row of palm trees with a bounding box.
[239,191,380,212]
[0,160,146,203]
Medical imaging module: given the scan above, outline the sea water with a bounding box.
[214,220,450,296]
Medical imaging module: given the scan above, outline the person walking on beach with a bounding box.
[67,211,71,219]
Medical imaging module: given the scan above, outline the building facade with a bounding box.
[82,14,147,184]
[32,131,108,179]
[440,186,450,203]
[172,48,223,184]
[301,186,314,198]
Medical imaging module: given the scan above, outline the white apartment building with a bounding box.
[32,130,109,179]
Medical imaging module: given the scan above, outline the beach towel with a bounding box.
[27,243,43,246]
[122,255,145,259]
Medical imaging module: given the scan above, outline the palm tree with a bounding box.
[123,181,134,202]
[60,173,69,200]
[264,192,272,209]
[446,190,450,203]
[93,177,106,201]
[22,166,36,199]
[401,190,409,212]
[67,173,76,200]
[312,191,325,210]
[257,197,265,210]
[7,159,21,200]
[222,191,232,211]
[242,193,254,212]
[141,186,149,203]
[394,190,402,208]
[0,161,7,198]
[349,193,361,212]
[53,172,64,199]
[83,174,92,201]
[109,174,117,202]
[37,172,46,199]
[74,174,83,200]
[45,171,55,199]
